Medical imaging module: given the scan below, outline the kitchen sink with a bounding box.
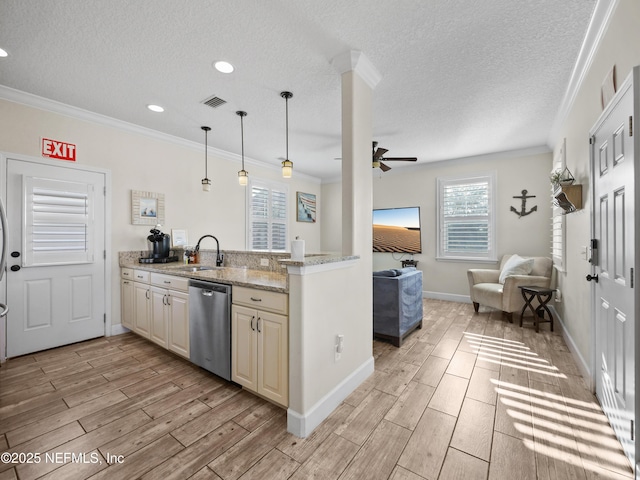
[171,265,219,272]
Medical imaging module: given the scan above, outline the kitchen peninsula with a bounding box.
[119,249,369,438]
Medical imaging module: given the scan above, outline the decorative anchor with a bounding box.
[510,189,537,218]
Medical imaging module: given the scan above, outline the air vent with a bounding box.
[202,95,227,109]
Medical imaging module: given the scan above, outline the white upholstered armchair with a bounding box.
[467,254,553,322]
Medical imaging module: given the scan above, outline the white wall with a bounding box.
[551,0,640,369]
[0,96,322,326]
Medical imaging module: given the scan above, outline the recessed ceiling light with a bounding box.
[0,48,8,58]
[214,61,234,74]
[147,104,164,113]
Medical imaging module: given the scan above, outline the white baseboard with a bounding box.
[549,306,593,390]
[287,356,374,438]
[110,324,131,336]
[424,291,472,303]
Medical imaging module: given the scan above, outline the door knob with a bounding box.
[10,265,20,272]
[586,274,599,283]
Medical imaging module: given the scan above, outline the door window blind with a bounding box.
[23,176,94,266]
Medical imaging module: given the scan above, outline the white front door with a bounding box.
[5,158,106,357]
[591,78,636,465]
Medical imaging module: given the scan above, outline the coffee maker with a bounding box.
[139,227,179,263]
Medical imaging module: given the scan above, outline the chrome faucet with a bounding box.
[195,235,224,266]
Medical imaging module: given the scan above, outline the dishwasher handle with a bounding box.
[201,290,214,297]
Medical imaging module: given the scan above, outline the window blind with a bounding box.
[23,177,94,266]
[437,173,496,261]
[248,180,288,251]
[551,141,566,271]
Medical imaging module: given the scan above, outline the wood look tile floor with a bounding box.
[0,299,634,480]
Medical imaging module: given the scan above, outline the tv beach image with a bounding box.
[373,207,421,253]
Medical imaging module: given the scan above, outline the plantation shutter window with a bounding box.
[551,140,566,271]
[437,173,496,261]
[23,176,95,266]
[248,179,288,251]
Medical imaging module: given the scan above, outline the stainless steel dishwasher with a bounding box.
[189,279,232,381]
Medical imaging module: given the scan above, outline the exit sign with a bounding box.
[42,138,76,161]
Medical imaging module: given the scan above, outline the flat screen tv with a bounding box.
[373,206,422,253]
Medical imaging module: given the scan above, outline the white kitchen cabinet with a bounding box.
[150,286,169,348]
[167,290,189,358]
[121,269,189,358]
[120,276,134,330]
[232,304,258,391]
[133,281,151,339]
[232,287,288,407]
[150,273,189,358]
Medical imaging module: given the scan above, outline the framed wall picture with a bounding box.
[131,190,165,225]
[171,229,188,247]
[296,191,316,223]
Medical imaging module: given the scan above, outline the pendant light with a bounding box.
[201,126,211,191]
[236,111,249,186]
[280,91,293,178]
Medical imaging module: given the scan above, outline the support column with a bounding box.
[331,50,381,257]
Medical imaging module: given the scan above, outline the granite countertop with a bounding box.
[120,262,288,293]
[278,254,359,267]
[120,251,360,293]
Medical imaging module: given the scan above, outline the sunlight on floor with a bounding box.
[464,332,566,378]
[462,331,633,477]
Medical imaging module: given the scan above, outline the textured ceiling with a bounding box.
[0,0,596,180]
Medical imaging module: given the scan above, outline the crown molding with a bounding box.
[331,50,382,90]
[547,0,620,148]
[0,85,320,184]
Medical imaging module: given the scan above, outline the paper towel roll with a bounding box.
[291,239,305,261]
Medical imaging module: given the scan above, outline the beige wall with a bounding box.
[323,150,553,298]
[0,98,322,326]
[552,0,640,368]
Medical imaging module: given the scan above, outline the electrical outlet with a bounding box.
[335,335,344,362]
[260,258,269,267]
[555,289,562,302]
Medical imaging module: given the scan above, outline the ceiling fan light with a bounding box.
[282,159,293,178]
[238,169,249,186]
[201,178,211,191]
[372,160,380,169]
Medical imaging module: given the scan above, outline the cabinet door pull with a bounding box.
[145,289,150,299]
[250,297,262,302]
[166,294,171,306]
[250,316,256,331]
[164,280,171,285]
[257,317,261,333]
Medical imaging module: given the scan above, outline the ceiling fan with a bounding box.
[372,141,417,172]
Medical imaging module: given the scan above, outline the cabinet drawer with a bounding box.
[150,273,189,292]
[121,267,133,279]
[133,270,150,283]
[233,286,288,315]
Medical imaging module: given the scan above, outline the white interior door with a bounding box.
[591,79,635,465]
[5,158,106,357]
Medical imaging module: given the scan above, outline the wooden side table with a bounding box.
[518,286,554,333]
